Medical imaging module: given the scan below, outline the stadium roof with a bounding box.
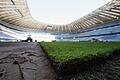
[0,0,120,32]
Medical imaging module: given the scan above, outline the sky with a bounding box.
[27,0,110,25]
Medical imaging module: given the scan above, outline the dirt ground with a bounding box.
[0,42,56,80]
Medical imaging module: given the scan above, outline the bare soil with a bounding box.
[0,42,56,80]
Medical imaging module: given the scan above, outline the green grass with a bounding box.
[40,42,120,62]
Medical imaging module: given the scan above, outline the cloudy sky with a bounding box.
[27,0,110,25]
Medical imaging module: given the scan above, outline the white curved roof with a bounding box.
[0,0,120,32]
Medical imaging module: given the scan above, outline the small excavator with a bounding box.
[21,35,33,42]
